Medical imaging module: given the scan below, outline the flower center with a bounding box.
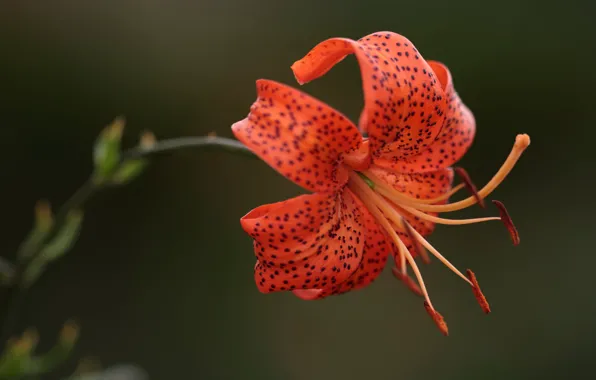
[345,134,531,335]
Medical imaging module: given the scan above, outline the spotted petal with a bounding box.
[232,80,362,193]
[375,61,476,173]
[291,32,448,161]
[293,189,392,299]
[241,191,366,294]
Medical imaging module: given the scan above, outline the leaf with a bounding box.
[111,160,147,185]
[17,201,54,263]
[93,118,124,183]
[23,211,83,288]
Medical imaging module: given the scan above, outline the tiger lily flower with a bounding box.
[232,32,530,335]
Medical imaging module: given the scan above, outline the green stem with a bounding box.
[0,136,252,346]
[124,136,254,160]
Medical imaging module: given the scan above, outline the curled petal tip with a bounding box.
[291,65,306,85]
[424,301,449,336]
[392,268,423,297]
[343,140,371,171]
[466,269,491,314]
[231,118,247,134]
[492,200,520,245]
[515,134,531,149]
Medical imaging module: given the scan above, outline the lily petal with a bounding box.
[242,191,366,294]
[375,62,476,173]
[291,32,448,160]
[293,188,392,299]
[233,79,362,193]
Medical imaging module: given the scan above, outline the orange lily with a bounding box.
[232,32,530,335]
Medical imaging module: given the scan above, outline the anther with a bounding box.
[466,269,491,314]
[454,167,485,208]
[424,301,449,336]
[392,267,423,297]
[492,200,520,245]
[404,222,430,264]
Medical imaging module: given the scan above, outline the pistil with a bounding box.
[363,134,531,214]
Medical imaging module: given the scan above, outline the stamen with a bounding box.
[466,269,491,314]
[364,134,530,213]
[454,167,485,208]
[416,183,465,204]
[358,172,464,204]
[492,200,520,245]
[349,172,453,337]
[348,172,435,308]
[424,301,449,336]
[387,197,517,249]
[392,267,423,297]
[394,202,501,226]
[389,220,407,273]
[404,222,430,264]
[404,223,473,286]
[357,172,376,189]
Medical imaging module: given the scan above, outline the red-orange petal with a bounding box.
[376,61,476,173]
[293,188,392,299]
[232,79,362,193]
[291,32,448,161]
[243,190,366,294]
[333,191,392,292]
[368,165,454,236]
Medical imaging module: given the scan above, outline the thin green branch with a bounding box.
[123,136,254,160]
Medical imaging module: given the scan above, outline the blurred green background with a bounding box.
[1,0,595,379]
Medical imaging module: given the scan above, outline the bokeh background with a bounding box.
[2,0,596,379]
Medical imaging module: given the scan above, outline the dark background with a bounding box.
[2,0,595,379]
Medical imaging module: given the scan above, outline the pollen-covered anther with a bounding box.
[466,269,491,314]
[492,200,520,245]
[392,267,423,297]
[454,167,485,208]
[424,301,449,336]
